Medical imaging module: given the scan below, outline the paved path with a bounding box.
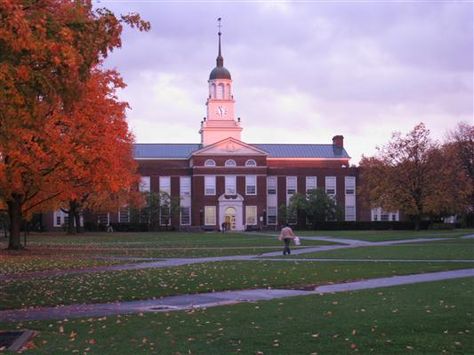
[1,268,472,322]
[0,236,467,281]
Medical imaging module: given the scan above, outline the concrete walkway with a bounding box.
[0,236,467,281]
[1,268,472,322]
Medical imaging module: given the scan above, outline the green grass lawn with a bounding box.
[2,260,472,310]
[0,232,334,259]
[295,229,474,242]
[2,278,472,354]
[0,232,337,265]
[290,238,474,260]
[0,255,135,275]
[16,231,329,247]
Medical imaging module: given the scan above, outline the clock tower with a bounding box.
[200,20,242,146]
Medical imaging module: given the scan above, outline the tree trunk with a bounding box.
[75,212,82,233]
[414,214,421,231]
[67,200,80,234]
[67,203,75,235]
[7,195,23,250]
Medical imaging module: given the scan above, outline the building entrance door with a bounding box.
[224,207,236,230]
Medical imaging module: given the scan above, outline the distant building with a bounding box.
[45,29,399,232]
[130,30,366,231]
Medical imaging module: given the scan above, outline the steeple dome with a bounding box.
[209,23,231,80]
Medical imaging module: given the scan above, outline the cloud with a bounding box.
[98,1,473,164]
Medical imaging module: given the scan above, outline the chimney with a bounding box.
[332,135,344,148]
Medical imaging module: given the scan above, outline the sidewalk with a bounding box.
[0,236,455,281]
[1,268,472,322]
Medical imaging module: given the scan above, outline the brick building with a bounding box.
[46,30,384,232]
[129,30,366,232]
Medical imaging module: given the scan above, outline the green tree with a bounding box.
[288,189,340,229]
[278,204,288,226]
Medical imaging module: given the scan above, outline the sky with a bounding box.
[97,0,473,164]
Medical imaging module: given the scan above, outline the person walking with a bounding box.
[279,224,296,255]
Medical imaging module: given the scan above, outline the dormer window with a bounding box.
[245,159,257,167]
[204,159,216,167]
[225,159,236,167]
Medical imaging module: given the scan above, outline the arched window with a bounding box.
[204,159,216,167]
[245,159,257,167]
[226,84,231,99]
[217,83,225,99]
[211,84,216,98]
[225,159,236,167]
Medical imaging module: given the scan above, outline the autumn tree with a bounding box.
[0,0,149,249]
[57,69,141,234]
[359,123,471,229]
[441,122,474,225]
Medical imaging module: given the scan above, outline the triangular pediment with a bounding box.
[192,137,267,156]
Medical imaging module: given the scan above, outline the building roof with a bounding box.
[209,66,231,80]
[134,143,350,159]
[253,144,350,159]
[134,144,201,159]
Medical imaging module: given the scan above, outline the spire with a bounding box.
[216,17,223,68]
[209,17,231,80]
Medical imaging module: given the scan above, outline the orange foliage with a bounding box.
[0,0,149,248]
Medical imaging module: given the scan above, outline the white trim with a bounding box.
[204,159,216,167]
[193,167,268,171]
[192,137,268,156]
[245,175,257,195]
[245,206,257,226]
[135,158,189,160]
[267,158,350,161]
[225,175,237,194]
[245,159,257,167]
[204,206,216,225]
[225,159,237,167]
[204,175,216,196]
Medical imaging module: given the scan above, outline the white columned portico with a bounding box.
[218,193,244,231]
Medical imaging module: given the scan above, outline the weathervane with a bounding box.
[217,17,222,35]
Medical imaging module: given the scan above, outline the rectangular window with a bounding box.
[245,206,257,225]
[267,176,277,195]
[371,208,399,222]
[225,175,236,195]
[286,176,297,195]
[159,176,171,194]
[345,176,355,195]
[97,213,109,225]
[345,206,356,221]
[267,206,277,225]
[204,206,216,225]
[180,176,191,196]
[53,210,67,227]
[246,175,256,195]
[286,176,297,224]
[325,176,336,196]
[118,207,130,223]
[205,176,216,195]
[160,205,170,226]
[139,176,150,192]
[306,176,317,192]
[180,206,191,225]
